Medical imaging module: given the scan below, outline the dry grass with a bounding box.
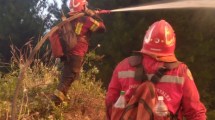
[0,43,106,120]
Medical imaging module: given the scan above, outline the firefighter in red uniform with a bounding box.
[105,20,206,120]
[52,0,106,105]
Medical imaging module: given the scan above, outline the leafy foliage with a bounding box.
[0,0,61,62]
[0,49,105,119]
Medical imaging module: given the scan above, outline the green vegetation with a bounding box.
[0,0,215,119]
[0,48,106,120]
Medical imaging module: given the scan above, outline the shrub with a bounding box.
[0,48,106,120]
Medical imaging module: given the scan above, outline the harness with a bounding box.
[128,55,181,120]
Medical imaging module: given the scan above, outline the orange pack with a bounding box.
[49,30,64,58]
[49,15,77,58]
[110,55,179,120]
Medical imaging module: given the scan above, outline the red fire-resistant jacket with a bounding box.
[105,55,206,120]
[69,16,105,57]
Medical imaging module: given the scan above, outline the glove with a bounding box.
[85,9,96,16]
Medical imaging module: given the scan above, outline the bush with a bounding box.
[0,50,106,120]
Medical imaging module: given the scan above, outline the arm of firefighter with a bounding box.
[105,67,121,120]
[181,67,207,120]
[88,17,106,33]
[85,9,96,17]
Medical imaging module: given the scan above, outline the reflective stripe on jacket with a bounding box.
[105,55,206,120]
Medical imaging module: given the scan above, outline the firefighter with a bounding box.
[52,0,106,105]
[105,20,206,120]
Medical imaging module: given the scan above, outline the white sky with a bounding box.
[39,0,69,20]
[47,0,69,8]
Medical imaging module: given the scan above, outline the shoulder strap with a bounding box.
[128,55,148,82]
[128,55,180,83]
[128,55,142,67]
[151,62,180,83]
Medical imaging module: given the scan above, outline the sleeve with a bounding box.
[105,65,121,120]
[181,66,207,120]
[88,17,106,33]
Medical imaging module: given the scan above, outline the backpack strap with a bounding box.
[126,56,181,120]
[170,103,182,120]
[128,55,180,83]
[128,55,142,67]
[128,55,148,82]
[151,62,180,84]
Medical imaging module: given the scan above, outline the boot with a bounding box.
[51,95,63,106]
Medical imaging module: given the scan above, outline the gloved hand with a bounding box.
[85,9,96,16]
